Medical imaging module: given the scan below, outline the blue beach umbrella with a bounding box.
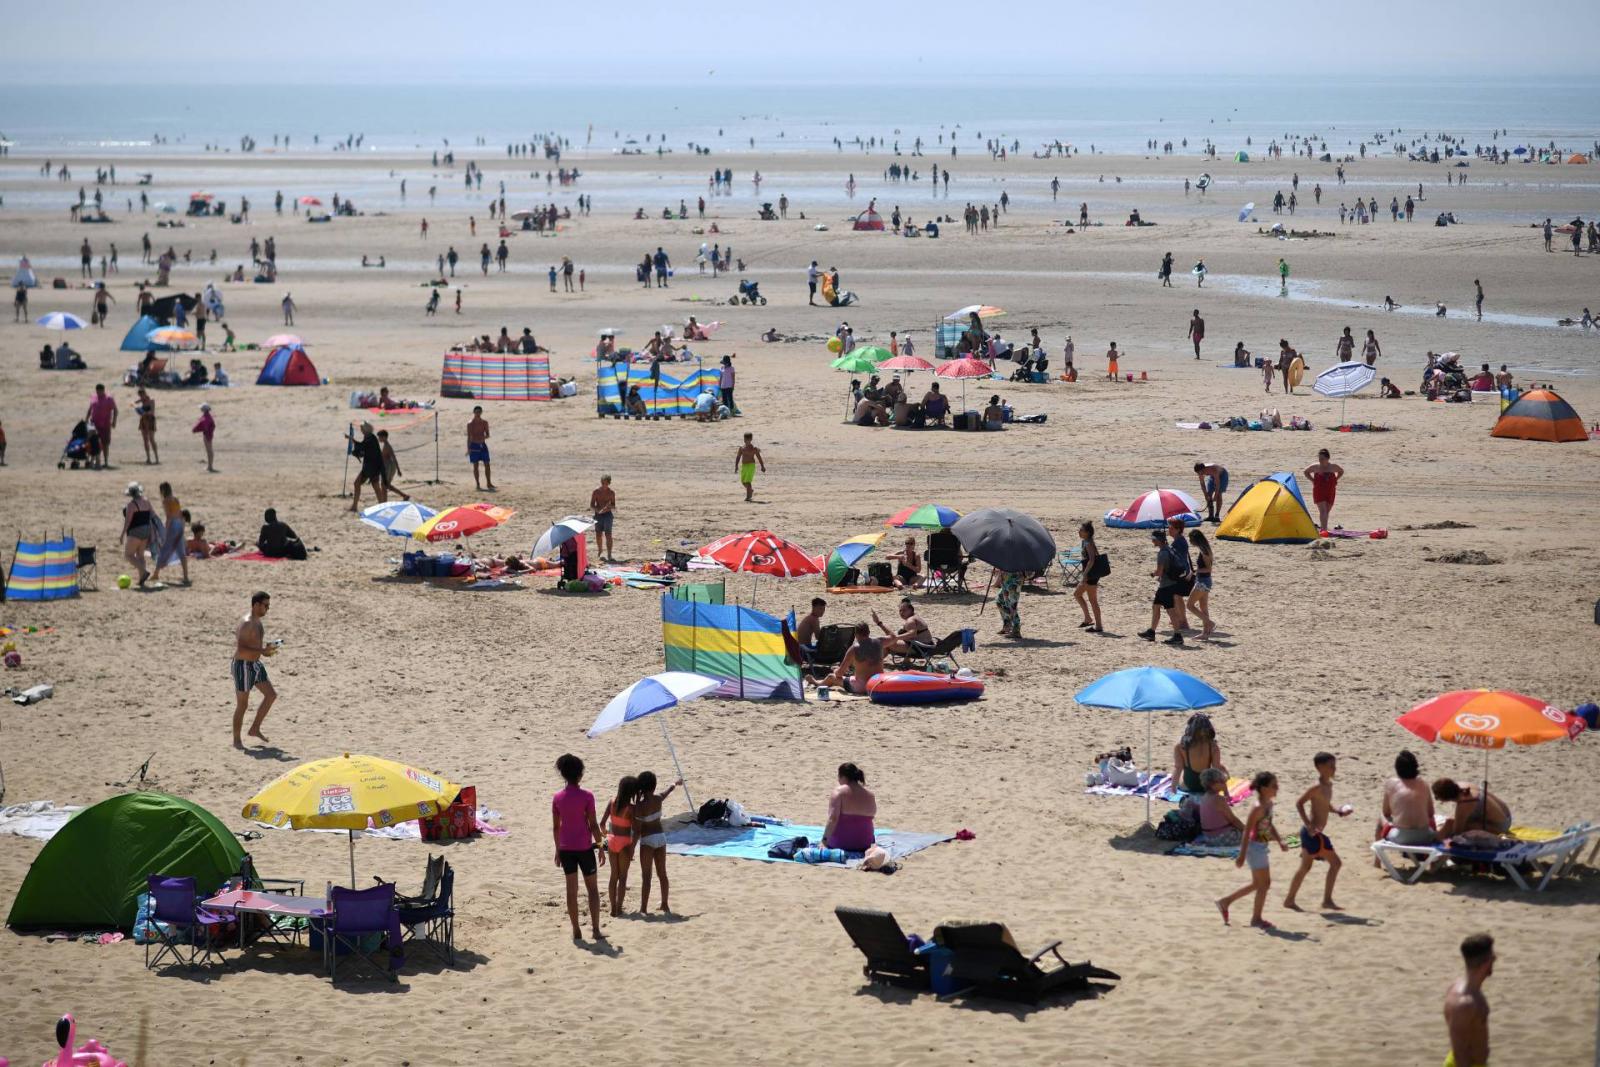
[1075,667,1227,823]
[37,312,88,330]
[588,672,721,812]
[359,500,437,537]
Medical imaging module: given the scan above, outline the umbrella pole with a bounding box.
[659,714,696,814]
[1146,714,1154,826]
[348,829,357,887]
[340,422,352,499]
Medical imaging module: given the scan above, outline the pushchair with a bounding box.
[730,279,767,306]
[59,420,101,469]
[757,202,778,220]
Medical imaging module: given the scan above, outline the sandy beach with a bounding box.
[1,143,1598,1066]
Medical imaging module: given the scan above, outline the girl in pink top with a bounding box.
[551,753,605,941]
[192,403,216,472]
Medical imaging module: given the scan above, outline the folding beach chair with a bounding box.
[923,534,968,595]
[322,883,398,982]
[801,623,856,679]
[889,630,965,672]
[834,906,930,990]
[398,862,456,965]
[144,874,230,971]
[75,545,97,591]
[1054,547,1083,588]
[932,922,1119,1004]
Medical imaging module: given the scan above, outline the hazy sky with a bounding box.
[6,0,1599,82]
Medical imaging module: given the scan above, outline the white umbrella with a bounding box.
[1237,202,1255,222]
[587,672,722,812]
[37,312,88,330]
[359,501,437,537]
[1314,361,1377,425]
[509,209,537,221]
[532,515,595,558]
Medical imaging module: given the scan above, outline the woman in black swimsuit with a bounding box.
[120,481,155,586]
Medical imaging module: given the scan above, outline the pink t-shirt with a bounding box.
[88,394,117,427]
[552,784,595,851]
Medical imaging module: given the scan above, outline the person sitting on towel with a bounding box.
[821,622,883,694]
[1432,778,1512,837]
[1469,364,1495,391]
[625,385,648,417]
[983,395,1005,430]
[1195,768,1246,845]
[256,507,307,560]
[873,598,932,656]
[853,396,888,426]
[823,762,877,852]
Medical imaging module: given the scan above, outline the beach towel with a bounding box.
[1085,772,1172,798]
[1169,833,1300,858]
[1320,528,1388,539]
[1156,777,1254,805]
[256,806,506,840]
[223,550,289,563]
[665,819,950,868]
[0,801,82,841]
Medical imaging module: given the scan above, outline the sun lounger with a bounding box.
[1371,822,1599,891]
[834,907,930,990]
[931,922,1119,1004]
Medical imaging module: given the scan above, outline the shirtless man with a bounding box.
[1443,934,1494,1067]
[822,622,883,694]
[1432,779,1513,837]
[795,597,827,675]
[735,432,765,502]
[1193,461,1229,523]
[1377,749,1437,850]
[589,475,616,562]
[873,599,932,657]
[467,406,495,491]
[232,591,277,748]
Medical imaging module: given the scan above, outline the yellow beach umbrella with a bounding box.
[242,753,459,885]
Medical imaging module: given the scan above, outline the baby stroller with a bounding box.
[59,420,101,470]
[730,279,767,306]
[757,202,778,221]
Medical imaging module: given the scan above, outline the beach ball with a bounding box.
[826,337,843,353]
[117,574,132,589]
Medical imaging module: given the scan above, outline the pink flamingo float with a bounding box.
[0,1015,128,1067]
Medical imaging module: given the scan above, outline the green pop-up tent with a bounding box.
[7,792,245,930]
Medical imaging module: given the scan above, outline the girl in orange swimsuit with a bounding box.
[601,775,638,917]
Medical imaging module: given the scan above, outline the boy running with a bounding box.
[735,432,765,502]
[1283,752,1351,911]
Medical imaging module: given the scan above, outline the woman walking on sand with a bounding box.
[1073,521,1107,633]
[1186,529,1215,640]
[152,481,189,586]
[135,387,158,464]
[119,482,156,587]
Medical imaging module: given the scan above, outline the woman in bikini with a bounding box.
[1185,529,1215,640]
[892,537,922,589]
[1172,712,1228,796]
[633,771,682,915]
[152,481,189,586]
[1361,329,1382,366]
[135,387,158,464]
[1073,521,1108,632]
[601,776,638,916]
[119,482,156,587]
[1303,448,1345,531]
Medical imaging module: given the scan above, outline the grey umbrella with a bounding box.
[952,507,1056,573]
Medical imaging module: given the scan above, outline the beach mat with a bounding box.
[1168,833,1300,858]
[665,820,950,868]
[1086,772,1171,798]
[223,551,289,563]
[1156,776,1254,806]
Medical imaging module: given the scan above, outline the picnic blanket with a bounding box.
[0,801,81,840]
[665,819,950,869]
[1156,776,1254,805]
[1085,772,1171,798]
[1169,833,1300,858]
[223,550,289,563]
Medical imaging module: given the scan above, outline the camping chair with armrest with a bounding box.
[237,852,307,946]
[145,874,231,971]
[889,629,964,672]
[1054,547,1083,589]
[806,623,856,679]
[321,882,400,982]
[75,545,97,591]
[834,906,930,990]
[923,534,969,595]
[397,862,456,965]
[932,921,1119,1004]
[376,852,445,908]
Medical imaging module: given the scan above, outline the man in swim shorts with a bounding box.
[1443,933,1494,1067]
[1378,749,1438,847]
[589,474,616,562]
[822,622,883,694]
[1193,461,1229,523]
[232,591,277,748]
[735,432,764,502]
[467,406,495,491]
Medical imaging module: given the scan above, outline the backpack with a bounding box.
[695,798,730,826]
[1155,806,1200,842]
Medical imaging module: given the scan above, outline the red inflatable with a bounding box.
[866,671,984,705]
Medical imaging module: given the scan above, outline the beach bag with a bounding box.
[1156,806,1200,842]
[695,798,730,826]
[1101,759,1141,788]
[767,835,809,860]
[1087,552,1111,580]
[420,785,478,842]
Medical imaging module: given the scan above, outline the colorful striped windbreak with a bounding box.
[5,536,79,600]
[598,359,720,416]
[440,352,551,400]
[661,595,802,700]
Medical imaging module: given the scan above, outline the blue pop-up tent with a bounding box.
[119,315,169,352]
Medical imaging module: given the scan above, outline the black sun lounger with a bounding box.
[933,922,1119,1004]
[834,906,930,990]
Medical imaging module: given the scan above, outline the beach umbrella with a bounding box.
[154,203,176,214]
[509,209,537,221]
[359,500,437,538]
[146,327,198,349]
[411,502,514,544]
[36,312,88,330]
[1512,146,1527,155]
[830,352,880,374]
[588,672,722,813]
[190,192,214,201]
[878,354,935,373]
[944,305,1006,320]
[884,503,961,530]
[953,507,1056,572]
[1238,202,1255,222]
[700,529,824,606]
[1397,690,1584,810]
[531,514,596,558]
[936,356,994,411]
[846,345,894,364]
[597,327,623,337]
[1314,360,1377,425]
[264,333,303,347]
[1076,667,1227,823]
[825,532,886,586]
[298,196,322,206]
[242,753,459,885]
[1105,489,1202,530]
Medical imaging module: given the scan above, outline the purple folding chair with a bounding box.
[321,882,401,982]
[144,874,230,971]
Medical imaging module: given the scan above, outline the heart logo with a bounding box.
[1541,706,1567,723]
[1454,713,1500,733]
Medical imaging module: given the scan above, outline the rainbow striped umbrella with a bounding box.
[885,504,961,530]
[825,532,885,586]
